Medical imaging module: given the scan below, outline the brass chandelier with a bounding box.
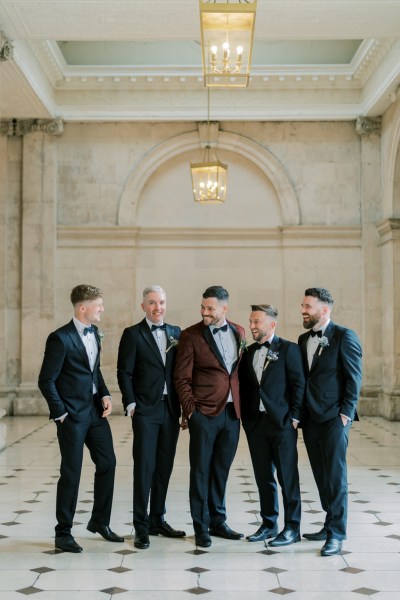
[199,0,257,88]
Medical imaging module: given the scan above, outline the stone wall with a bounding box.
[0,115,399,418]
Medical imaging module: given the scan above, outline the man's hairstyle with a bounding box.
[203,285,229,302]
[143,285,165,300]
[251,304,278,319]
[70,284,102,305]
[304,287,334,307]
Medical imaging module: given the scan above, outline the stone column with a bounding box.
[356,118,383,415]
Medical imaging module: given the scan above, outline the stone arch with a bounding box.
[118,129,300,226]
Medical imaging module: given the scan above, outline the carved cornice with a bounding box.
[0,118,64,136]
[355,117,381,136]
[0,30,13,62]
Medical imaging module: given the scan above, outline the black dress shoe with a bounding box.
[87,521,124,542]
[55,534,83,553]
[269,529,301,547]
[321,538,342,556]
[209,523,244,540]
[246,525,278,542]
[303,527,327,541]
[149,522,186,538]
[134,532,150,549]
[195,533,212,548]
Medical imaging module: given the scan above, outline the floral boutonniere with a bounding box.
[239,338,248,353]
[263,350,279,371]
[166,336,179,353]
[97,329,105,351]
[318,336,329,355]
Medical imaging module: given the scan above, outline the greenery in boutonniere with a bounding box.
[97,329,105,350]
[239,338,248,353]
[263,350,279,371]
[166,336,179,353]
[318,336,329,355]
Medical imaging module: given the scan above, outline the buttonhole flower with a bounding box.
[97,329,105,350]
[263,350,279,371]
[166,336,179,353]
[318,336,329,355]
[239,338,248,353]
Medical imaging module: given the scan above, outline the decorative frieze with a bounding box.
[0,30,13,62]
[356,117,381,136]
[0,118,64,136]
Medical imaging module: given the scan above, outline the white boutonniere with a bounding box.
[166,336,179,353]
[318,335,329,355]
[97,329,105,350]
[239,338,248,353]
[263,349,279,371]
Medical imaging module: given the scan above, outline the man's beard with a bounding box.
[302,314,320,330]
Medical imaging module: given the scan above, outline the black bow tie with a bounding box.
[309,330,322,338]
[213,324,228,334]
[258,341,270,348]
[151,324,166,331]
[83,325,95,336]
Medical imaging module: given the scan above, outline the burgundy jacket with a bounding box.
[174,320,246,419]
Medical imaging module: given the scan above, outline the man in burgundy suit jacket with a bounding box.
[174,285,246,548]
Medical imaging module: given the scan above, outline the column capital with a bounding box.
[0,118,64,137]
[0,30,13,62]
[355,117,381,136]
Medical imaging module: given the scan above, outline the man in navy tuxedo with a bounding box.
[240,305,305,546]
[298,287,362,556]
[117,285,185,550]
[38,284,123,553]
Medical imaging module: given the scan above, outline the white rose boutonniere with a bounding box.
[318,335,329,355]
[263,350,279,371]
[239,338,248,354]
[97,329,105,351]
[166,336,179,353]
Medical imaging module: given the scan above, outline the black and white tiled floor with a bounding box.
[1,416,400,599]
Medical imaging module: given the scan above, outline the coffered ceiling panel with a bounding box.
[1,1,400,121]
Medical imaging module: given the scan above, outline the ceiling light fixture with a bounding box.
[199,0,257,88]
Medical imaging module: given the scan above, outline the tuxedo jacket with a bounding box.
[298,321,362,423]
[38,320,109,421]
[117,319,181,418]
[173,320,246,419]
[240,335,306,430]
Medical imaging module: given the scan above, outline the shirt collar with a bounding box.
[73,316,91,335]
[210,320,228,333]
[312,319,330,335]
[146,317,164,329]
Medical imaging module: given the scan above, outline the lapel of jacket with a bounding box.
[203,325,227,371]
[248,343,262,387]
[139,319,165,367]
[67,320,91,370]
[228,321,242,372]
[165,324,176,370]
[260,335,280,384]
[309,321,335,372]
[299,333,309,373]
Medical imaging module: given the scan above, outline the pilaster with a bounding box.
[356,119,383,415]
[377,218,400,419]
[16,131,58,412]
